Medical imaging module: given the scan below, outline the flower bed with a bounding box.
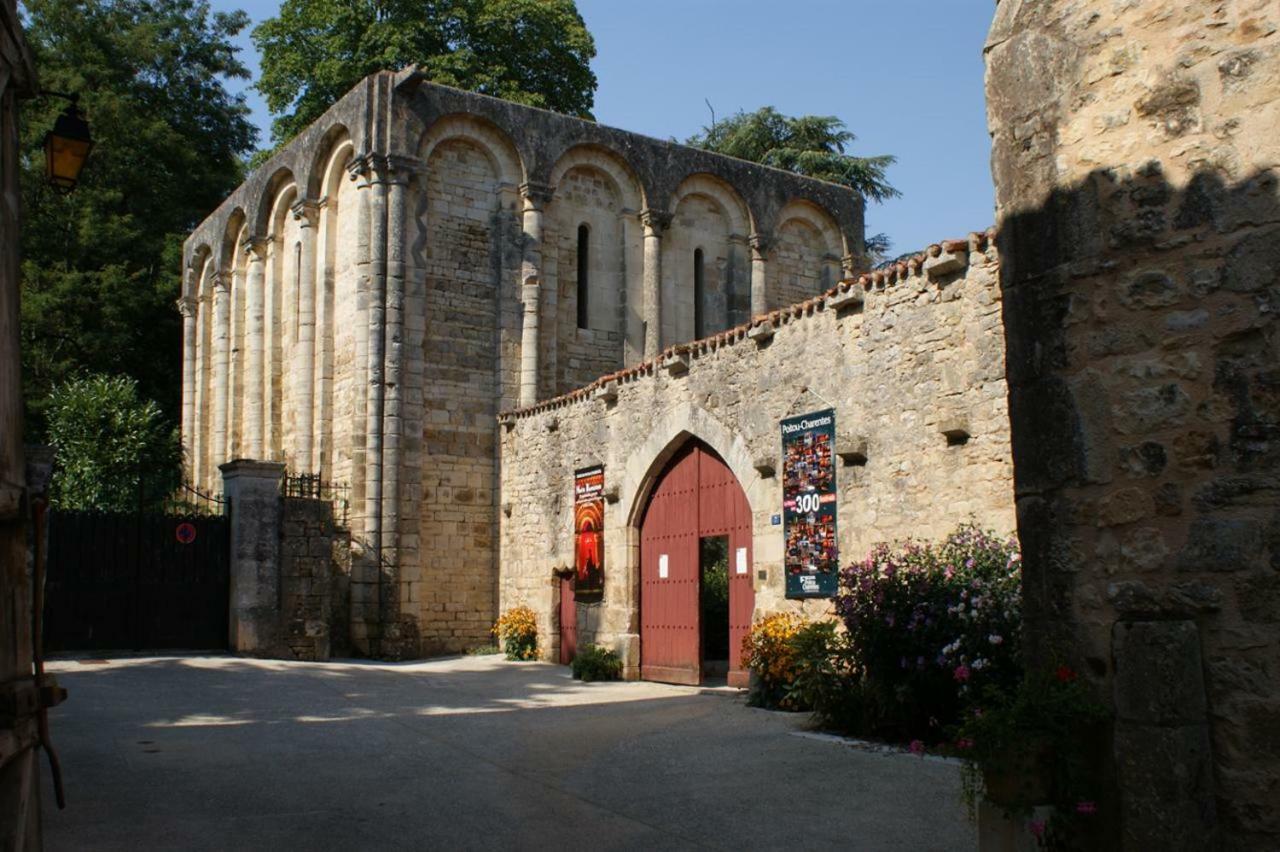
[492,605,539,661]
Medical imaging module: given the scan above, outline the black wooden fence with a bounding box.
[43,506,231,652]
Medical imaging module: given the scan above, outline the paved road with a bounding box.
[40,654,974,851]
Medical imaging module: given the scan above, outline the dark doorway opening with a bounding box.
[700,534,730,682]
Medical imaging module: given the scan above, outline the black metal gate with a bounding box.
[43,503,231,652]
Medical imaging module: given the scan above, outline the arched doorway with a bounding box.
[639,440,754,686]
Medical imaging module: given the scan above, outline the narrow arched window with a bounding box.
[576,224,590,330]
[694,248,705,339]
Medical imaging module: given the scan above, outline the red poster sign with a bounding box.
[574,467,605,603]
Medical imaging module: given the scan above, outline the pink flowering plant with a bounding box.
[832,524,1021,740]
[954,666,1108,848]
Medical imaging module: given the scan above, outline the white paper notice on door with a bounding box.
[658,554,669,579]
[736,547,748,575]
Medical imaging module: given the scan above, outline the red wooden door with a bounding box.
[698,448,755,688]
[640,441,754,686]
[559,575,577,665]
[640,443,702,684]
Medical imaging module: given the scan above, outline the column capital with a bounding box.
[349,152,420,185]
[244,236,269,261]
[210,270,230,293]
[291,198,321,228]
[520,181,555,207]
[749,232,771,256]
[176,295,197,318]
[639,209,672,233]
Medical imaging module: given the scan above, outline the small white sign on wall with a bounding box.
[736,547,748,575]
[658,554,669,579]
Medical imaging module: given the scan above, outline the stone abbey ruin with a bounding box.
[182,2,1278,846]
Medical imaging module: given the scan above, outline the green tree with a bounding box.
[254,0,597,146]
[45,374,182,511]
[19,0,257,435]
[688,107,898,258]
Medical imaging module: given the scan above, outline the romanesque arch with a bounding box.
[666,174,754,338]
[412,112,525,653]
[314,132,355,481]
[264,175,300,464]
[547,144,645,212]
[417,113,525,189]
[191,250,216,490]
[546,145,647,388]
[769,200,844,308]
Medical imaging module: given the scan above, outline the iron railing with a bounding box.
[283,470,351,527]
[163,481,229,517]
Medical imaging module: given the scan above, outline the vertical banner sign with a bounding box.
[781,408,838,598]
[574,467,605,603]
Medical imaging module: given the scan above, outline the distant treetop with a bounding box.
[687,106,899,204]
[254,0,598,146]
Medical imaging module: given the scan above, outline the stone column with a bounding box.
[749,233,769,317]
[211,272,231,481]
[841,252,860,281]
[363,158,389,593]
[177,292,197,474]
[221,460,284,653]
[518,182,552,407]
[243,238,268,460]
[640,209,670,358]
[292,199,320,473]
[381,162,411,596]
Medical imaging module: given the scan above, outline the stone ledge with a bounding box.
[827,288,864,313]
[662,351,690,376]
[747,322,776,344]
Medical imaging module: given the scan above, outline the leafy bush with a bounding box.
[955,665,1109,846]
[570,644,623,682]
[832,524,1021,741]
[741,612,805,709]
[45,373,181,511]
[464,644,500,656]
[785,619,865,729]
[492,605,539,661]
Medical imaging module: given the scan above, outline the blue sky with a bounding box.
[215,0,996,257]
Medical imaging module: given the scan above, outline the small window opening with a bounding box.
[576,224,590,330]
[694,248,705,339]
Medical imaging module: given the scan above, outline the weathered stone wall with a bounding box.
[986,1,1280,846]
[497,235,1015,671]
[279,497,348,661]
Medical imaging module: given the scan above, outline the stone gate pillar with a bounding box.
[986,1,1279,847]
[221,460,285,653]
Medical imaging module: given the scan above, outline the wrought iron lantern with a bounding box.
[42,94,93,192]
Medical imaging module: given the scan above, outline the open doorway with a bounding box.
[639,439,754,685]
[700,535,730,683]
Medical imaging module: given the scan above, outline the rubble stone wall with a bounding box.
[498,236,1015,671]
[986,0,1280,846]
